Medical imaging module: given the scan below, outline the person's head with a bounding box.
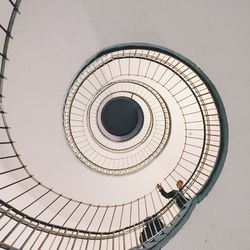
[176,180,184,190]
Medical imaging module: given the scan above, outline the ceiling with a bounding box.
[1,0,250,249]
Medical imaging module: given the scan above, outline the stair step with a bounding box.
[154,233,166,242]
[142,240,157,249]
[163,226,172,234]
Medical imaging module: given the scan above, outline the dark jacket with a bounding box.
[139,215,164,243]
[159,188,188,209]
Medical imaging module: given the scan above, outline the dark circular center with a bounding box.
[101,97,143,137]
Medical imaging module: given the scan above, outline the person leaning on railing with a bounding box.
[156,180,189,210]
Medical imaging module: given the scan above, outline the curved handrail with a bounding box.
[0,2,228,249]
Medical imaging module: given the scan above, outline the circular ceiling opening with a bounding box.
[62,43,226,179]
[100,96,144,141]
[1,34,228,249]
[0,0,229,247]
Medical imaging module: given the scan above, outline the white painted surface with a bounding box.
[1,0,250,249]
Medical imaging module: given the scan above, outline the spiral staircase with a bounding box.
[0,1,228,249]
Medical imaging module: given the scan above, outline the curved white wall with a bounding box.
[1,0,250,249]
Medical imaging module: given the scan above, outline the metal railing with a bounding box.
[0,2,228,249]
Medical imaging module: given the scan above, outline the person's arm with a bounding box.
[160,189,176,199]
[156,184,177,199]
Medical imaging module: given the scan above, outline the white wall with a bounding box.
[1,0,250,249]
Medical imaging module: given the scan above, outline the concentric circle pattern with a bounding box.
[63,58,171,175]
[63,46,222,181]
[0,14,228,248]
